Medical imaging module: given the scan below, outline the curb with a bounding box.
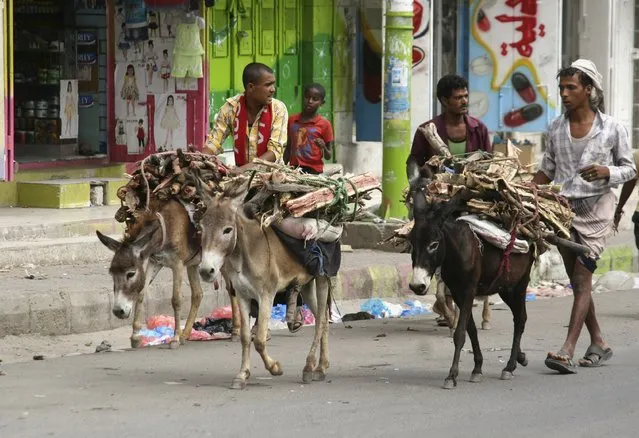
[0,263,415,338]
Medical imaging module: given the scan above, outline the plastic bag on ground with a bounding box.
[208,306,233,320]
[271,304,287,321]
[146,315,175,330]
[593,271,635,292]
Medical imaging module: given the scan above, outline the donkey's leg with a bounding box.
[130,262,161,348]
[169,265,185,348]
[182,266,204,340]
[315,276,332,380]
[254,292,283,376]
[500,284,529,380]
[466,312,484,383]
[301,278,328,382]
[130,290,145,348]
[444,290,474,390]
[231,296,252,390]
[481,296,492,330]
[229,285,241,342]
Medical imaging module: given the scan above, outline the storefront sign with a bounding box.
[467,0,561,132]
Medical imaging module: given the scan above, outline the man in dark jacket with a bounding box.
[407,74,491,169]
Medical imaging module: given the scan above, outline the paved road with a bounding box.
[1,289,639,438]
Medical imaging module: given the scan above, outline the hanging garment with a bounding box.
[172,22,205,78]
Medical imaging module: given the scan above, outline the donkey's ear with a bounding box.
[96,230,121,252]
[133,221,160,249]
[419,164,434,181]
[406,156,421,188]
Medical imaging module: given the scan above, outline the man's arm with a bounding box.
[608,124,637,185]
[480,123,492,153]
[615,176,638,228]
[203,103,232,155]
[406,128,431,178]
[533,130,556,185]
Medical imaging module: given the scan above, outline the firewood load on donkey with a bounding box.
[405,161,591,389]
[197,179,340,390]
[97,197,240,349]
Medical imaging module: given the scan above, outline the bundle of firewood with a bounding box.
[393,151,574,253]
[114,149,229,234]
[235,159,381,227]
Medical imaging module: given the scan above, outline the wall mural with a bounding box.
[468,0,561,132]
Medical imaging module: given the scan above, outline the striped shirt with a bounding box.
[540,111,636,199]
[204,94,288,163]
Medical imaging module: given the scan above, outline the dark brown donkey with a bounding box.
[406,164,535,389]
[97,198,240,348]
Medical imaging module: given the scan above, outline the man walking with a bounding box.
[534,59,636,373]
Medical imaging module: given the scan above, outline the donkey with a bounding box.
[406,165,535,389]
[97,198,240,348]
[197,182,333,390]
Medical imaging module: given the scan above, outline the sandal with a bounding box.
[579,345,613,367]
[545,350,578,374]
[287,307,304,333]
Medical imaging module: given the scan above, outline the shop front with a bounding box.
[1,0,209,207]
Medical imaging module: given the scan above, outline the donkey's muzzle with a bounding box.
[409,283,428,296]
[112,307,129,319]
[199,267,216,283]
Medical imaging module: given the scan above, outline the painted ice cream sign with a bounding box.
[468,0,561,132]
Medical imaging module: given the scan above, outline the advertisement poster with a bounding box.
[60,80,79,139]
[146,40,175,94]
[77,30,99,93]
[115,117,148,154]
[115,62,147,119]
[154,93,186,151]
[468,0,561,132]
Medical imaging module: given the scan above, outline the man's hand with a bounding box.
[579,164,610,182]
[314,138,326,150]
[614,208,624,230]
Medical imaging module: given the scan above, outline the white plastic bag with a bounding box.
[457,215,529,253]
[274,217,343,243]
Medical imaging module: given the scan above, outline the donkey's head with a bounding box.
[97,221,160,319]
[198,178,249,283]
[405,161,456,296]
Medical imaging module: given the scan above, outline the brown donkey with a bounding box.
[97,198,240,348]
[197,184,333,390]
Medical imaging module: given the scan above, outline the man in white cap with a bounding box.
[533,59,636,374]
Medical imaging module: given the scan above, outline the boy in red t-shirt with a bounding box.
[285,83,334,174]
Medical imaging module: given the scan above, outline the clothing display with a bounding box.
[172,22,205,78]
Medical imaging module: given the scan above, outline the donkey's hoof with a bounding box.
[169,339,180,349]
[469,372,483,383]
[268,361,283,376]
[481,321,492,331]
[230,378,247,390]
[302,370,313,384]
[500,370,514,381]
[231,333,240,342]
[518,353,528,367]
[130,337,142,349]
[443,378,457,390]
[313,370,327,382]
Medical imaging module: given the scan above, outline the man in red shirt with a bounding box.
[285,83,334,174]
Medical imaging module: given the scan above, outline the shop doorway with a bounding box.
[9,0,108,172]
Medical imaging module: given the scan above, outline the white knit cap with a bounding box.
[570,59,604,91]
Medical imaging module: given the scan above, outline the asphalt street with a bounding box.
[1,288,639,438]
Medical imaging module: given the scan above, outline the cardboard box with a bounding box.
[493,140,536,171]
